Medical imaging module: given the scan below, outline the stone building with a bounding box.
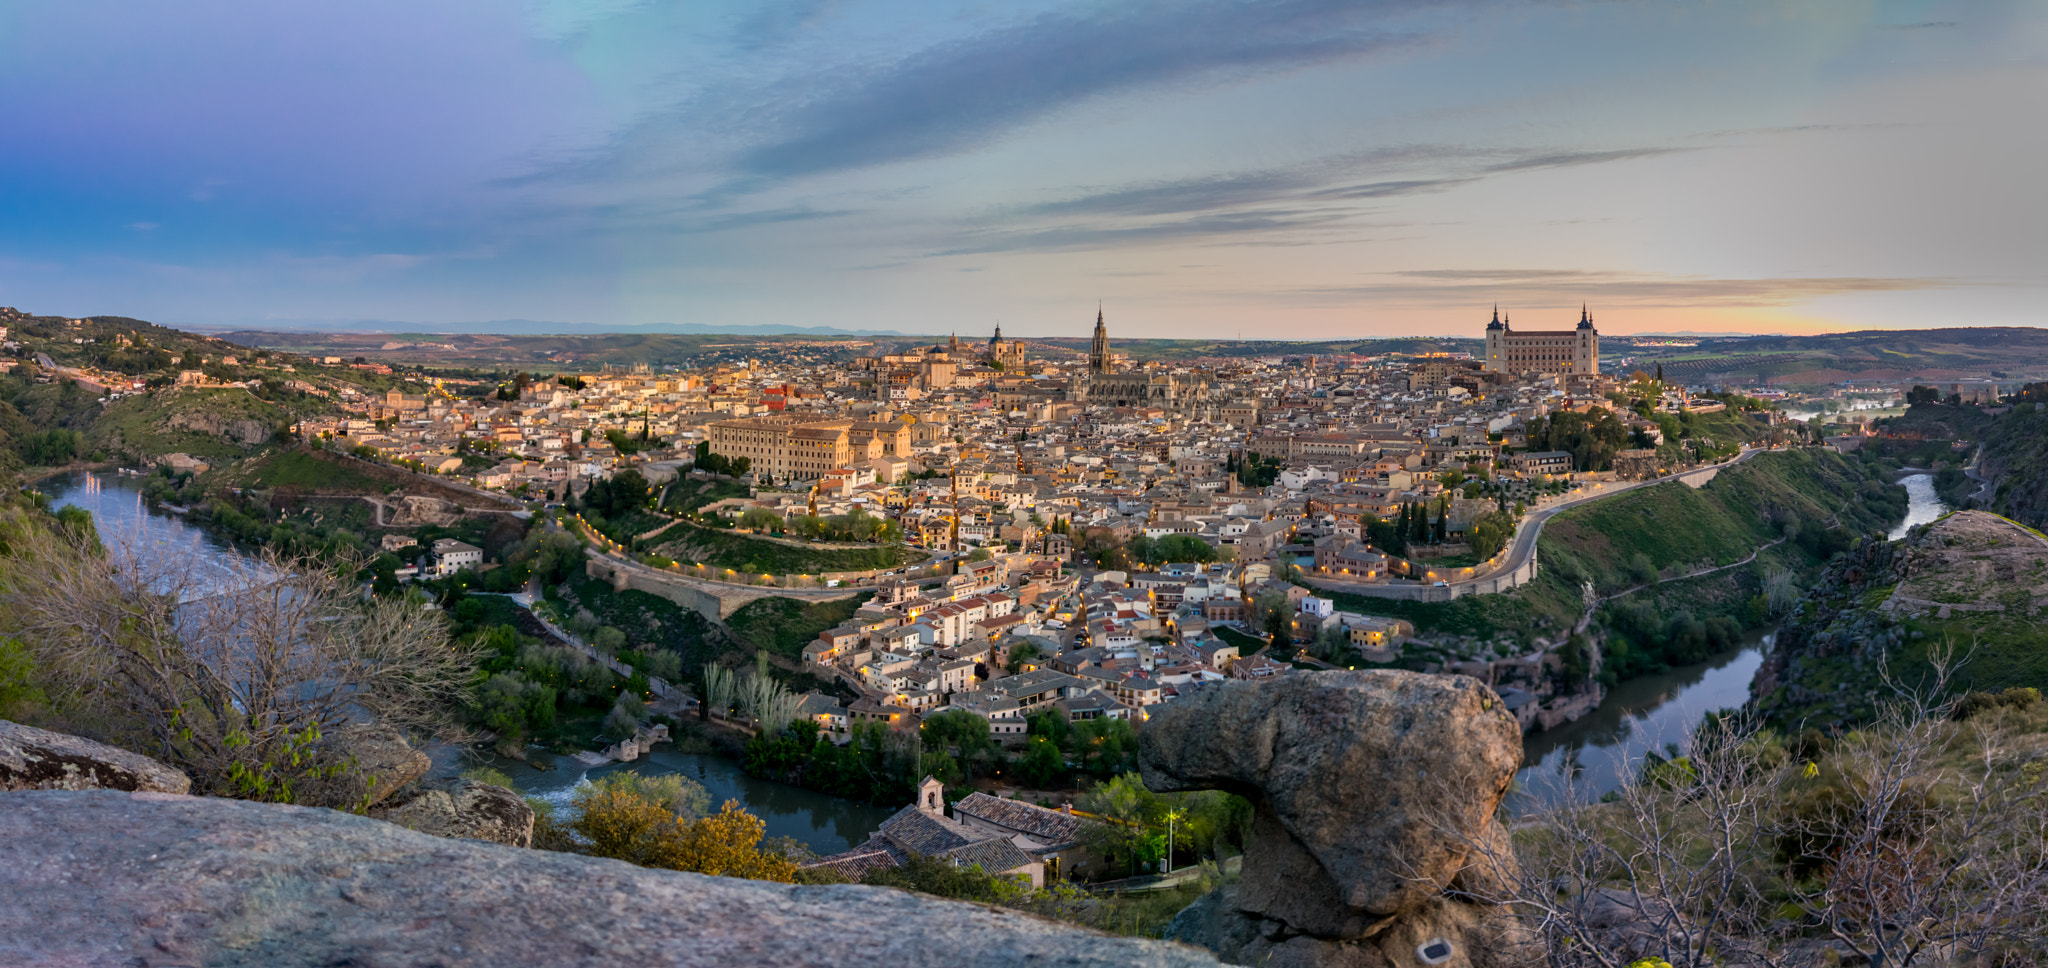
[706,416,854,482]
[1483,306,1599,375]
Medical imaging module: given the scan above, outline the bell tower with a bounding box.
[1088,307,1110,375]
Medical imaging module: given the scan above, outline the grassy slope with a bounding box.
[205,447,397,494]
[649,522,918,574]
[724,592,876,659]
[1319,449,1901,645]
[87,388,290,460]
[660,477,750,514]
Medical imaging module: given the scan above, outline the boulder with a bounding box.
[291,723,430,809]
[0,718,191,794]
[1141,670,1529,968]
[0,790,1221,968]
[371,777,535,848]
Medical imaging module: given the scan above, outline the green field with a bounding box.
[648,522,920,575]
[724,592,876,659]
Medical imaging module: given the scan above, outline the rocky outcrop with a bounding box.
[1752,510,2048,730]
[290,723,431,809]
[1142,670,1529,968]
[166,411,273,446]
[371,777,535,848]
[0,790,1220,968]
[0,718,191,794]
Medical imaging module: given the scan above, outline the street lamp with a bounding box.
[1163,806,1186,876]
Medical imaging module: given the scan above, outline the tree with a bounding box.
[966,547,993,563]
[738,507,782,532]
[1254,589,1293,647]
[0,524,478,804]
[1471,658,2048,968]
[1156,534,1217,564]
[569,782,796,882]
[1018,735,1065,787]
[1081,772,1165,876]
[1005,641,1043,674]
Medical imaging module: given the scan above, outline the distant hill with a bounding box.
[1616,327,2048,385]
[199,318,914,337]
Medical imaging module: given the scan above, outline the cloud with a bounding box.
[1480,147,1694,173]
[708,0,1458,182]
[125,222,160,233]
[933,207,1358,256]
[1292,269,1953,308]
[929,143,1682,254]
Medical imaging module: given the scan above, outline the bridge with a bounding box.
[582,548,860,623]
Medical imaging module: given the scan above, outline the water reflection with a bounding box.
[37,471,252,598]
[1889,474,1949,540]
[1512,644,1765,812]
[487,747,896,854]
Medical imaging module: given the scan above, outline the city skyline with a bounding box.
[0,0,2041,338]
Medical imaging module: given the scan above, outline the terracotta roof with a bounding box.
[952,793,1086,848]
[876,805,977,855]
[800,847,899,881]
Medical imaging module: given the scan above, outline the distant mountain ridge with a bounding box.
[187,318,918,337]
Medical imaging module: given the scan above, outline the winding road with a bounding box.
[1484,447,1765,590]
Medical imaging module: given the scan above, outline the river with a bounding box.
[1888,473,1949,539]
[36,470,891,854]
[1514,468,1953,807]
[484,748,896,854]
[38,470,246,591]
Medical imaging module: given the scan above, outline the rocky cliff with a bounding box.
[1143,670,1529,968]
[1752,510,2048,729]
[0,790,1222,968]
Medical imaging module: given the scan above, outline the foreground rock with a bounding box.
[0,718,191,794]
[371,776,535,848]
[0,790,1220,968]
[291,723,431,809]
[1142,670,1529,968]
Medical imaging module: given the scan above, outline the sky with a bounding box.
[0,0,2042,339]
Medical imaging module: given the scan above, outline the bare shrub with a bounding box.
[1464,649,2048,967]
[0,524,479,804]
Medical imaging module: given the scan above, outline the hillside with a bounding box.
[1751,510,2048,730]
[87,387,293,461]
[1968,401,2048,526]
[1317,448,1907,682]
[1619,326,2048,385]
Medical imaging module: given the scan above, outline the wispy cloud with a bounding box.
[734,0,1450,180]
[1292,269,1952,308]
[934,207,1358,256]
[1480,147,1693,173]
[937,144,1683,254]
[546,0,1471,192]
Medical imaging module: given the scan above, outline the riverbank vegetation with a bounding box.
[524,772,802,883]
[0,493,477,805]
[738,703,1142,805]
[1496,675,2048,966]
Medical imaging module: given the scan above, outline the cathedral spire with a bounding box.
[1089,305,1110,375]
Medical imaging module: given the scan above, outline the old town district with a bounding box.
[299,308,1764,741]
